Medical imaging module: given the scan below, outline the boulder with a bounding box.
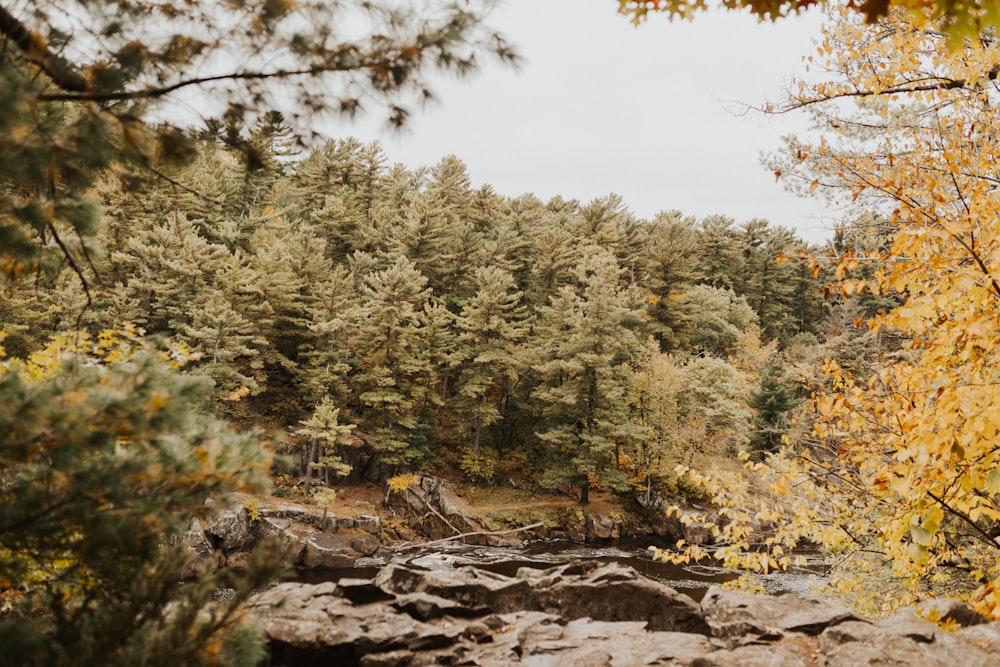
[819,609,998,667]
[300,530,365,569]
[203,507,252,550]
[522,561,710,633]
[375,562,533,613]
[702,586,862,642]
[584,512,620,540]
[179,518,222,577]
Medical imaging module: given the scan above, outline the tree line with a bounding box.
[2,127,829,503]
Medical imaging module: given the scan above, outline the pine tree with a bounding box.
[350,255,434,466]
[453,266,532,479]
[295,396,356,491]
[0,331,280,667]
[643,211,700,351]
[530,247,647,504]
[748,361,797,454]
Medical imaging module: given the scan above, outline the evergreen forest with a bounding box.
[1,128,835,502]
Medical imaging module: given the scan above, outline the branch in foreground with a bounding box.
[0,5,88,92]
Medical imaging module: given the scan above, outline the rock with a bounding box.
[819,609,997,667]
[180,519,222,577]
[956,622,1000,653]
[566,520,587,543]
[301,531,363,569]
[917,597,987,628]
[257,500,337,530]
[523,561,710,634]
[248,565,1000,667]
[350,514,381,535]
[250,581,463,665]
[350,532,381,556]
[584,512,620,540]
[204,507,252,550]
[681,516,715,545]
[375,562,533,613]
[704,638,821,666]
[702,586,862,642]
[225,550,253,569]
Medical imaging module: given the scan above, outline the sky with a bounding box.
[318,1,833,244]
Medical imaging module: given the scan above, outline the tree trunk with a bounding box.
[304,440,320,494]
[579,478,590,505]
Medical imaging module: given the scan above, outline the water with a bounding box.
[296,538,828,602]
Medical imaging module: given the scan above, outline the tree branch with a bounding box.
[0,5,88,92]
[773,65,1000,113]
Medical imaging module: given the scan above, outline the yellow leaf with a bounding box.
[909,543,929,565]
[985,469,1000,494]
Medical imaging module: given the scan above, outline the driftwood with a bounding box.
[394,522,545,552]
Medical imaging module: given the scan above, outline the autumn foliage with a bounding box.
[618,0,1000,42]
[657,5,1000,618]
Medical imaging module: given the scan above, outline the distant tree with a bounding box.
[531,248,647,504]
[454,265,533,479]
[350,255,435,466]
[642,211,700,351]
[684,284,757,358]
[295,396,356,492]
[748,361,797,454]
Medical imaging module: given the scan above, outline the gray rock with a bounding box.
[350,514,382,535]
[204,507,252,550]
[523,561,710,633]
[375,562,533,613]
[956,622,1000,654]
[180,518,222,578]
[584,512,620,541]
[819,610,996,667]
[702,586,862,641]
[301,531,363,569]
[247,562,1000,667]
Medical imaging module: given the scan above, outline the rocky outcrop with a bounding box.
[247,561,1000,666]
[182,497,384,575]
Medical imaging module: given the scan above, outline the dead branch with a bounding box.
[394,522,545,552]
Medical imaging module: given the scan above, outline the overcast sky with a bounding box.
[319,2,832,244]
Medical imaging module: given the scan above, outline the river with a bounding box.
[298,539,829,602]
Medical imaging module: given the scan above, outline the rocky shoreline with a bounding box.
[247,560,1000,666]
[185,477,725,577]
[183,484,1000,665]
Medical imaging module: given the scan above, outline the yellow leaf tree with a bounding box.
[762,5,1000,616]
